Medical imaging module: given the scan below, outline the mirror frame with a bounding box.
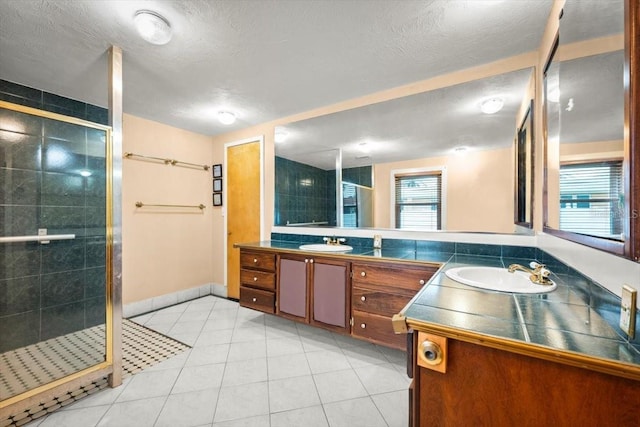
[515,99,534,229]
[543,0,639,262]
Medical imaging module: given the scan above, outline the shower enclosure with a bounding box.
[0,101,113,407]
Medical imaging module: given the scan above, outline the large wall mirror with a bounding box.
[275,67,535,234]
[544,0,639,260]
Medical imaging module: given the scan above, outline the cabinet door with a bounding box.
[311,258,350,333]
[278,257,308,321]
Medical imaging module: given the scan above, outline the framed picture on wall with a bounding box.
[213,164,222,178]
[213,193,222,206]
[213,178,223,193]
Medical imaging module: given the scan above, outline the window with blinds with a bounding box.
[559,160,624,240]
[395,172,442,230]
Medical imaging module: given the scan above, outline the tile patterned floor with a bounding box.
[25,295,410,427]
[4,320,190,427]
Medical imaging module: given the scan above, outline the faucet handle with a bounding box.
[529,261,545,270]
[338,238,346,243]
[323,237,330,243]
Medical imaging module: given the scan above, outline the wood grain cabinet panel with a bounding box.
[411,335,640,426]
[239,250,276,313]
[352,309,406,349]
[350,261,438,349]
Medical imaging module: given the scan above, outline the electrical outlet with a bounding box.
[619,285,637,338]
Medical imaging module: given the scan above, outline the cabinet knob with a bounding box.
[360,323,366,329]
[360,296,366,302]
[253,258,258,263]
[360,271,366,277]
[253,277,258,281]
[305,259,309,263]
[309,259,314,264]
[419,279,425,285]
[252,297,257,302]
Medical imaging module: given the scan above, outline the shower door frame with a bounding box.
[0,100,115,414]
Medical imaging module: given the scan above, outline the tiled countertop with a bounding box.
[236,240,640,379]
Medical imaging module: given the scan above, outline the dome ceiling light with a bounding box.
[480,97,504,114]
[218,111,237,125]
[134,10,172,45]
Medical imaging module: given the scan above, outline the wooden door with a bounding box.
[226,140,261,299]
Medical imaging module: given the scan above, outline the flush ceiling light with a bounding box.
[453,146,468,155]
[274,129,288,143]
[134,10,172,45]
[218,111,236,125]
[480,98,504,114]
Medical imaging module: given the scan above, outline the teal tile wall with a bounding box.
[275,156,337,226]
[0,80,108,352]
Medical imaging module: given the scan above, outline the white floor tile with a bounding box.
[38,404,109,427]
[212,414,270,427]
[185,344,230,367]
[268,375,321,413]
[194,329,233,346]
[354,363,411,395]
[171,363,225,394]
[227,340,267,362]
[270,405,329,427]
[222,358,268,387]
[97,396,166,427]
[115,368,181,402]
[342,344,388,368]
[313,369,368,404]
[371,390,409,427]
[267,353,311,380]
[154,387,219,427]
[266,336,304,357]
[323,397,387,427]
[21,296,413,427]
[214,382,269,423]
[305,348,352,374]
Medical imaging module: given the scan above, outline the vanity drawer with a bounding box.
[352,286,413,317]
[240,268,275,291]
[240,286,275,314]
[240,251,276,271]
[352,309,405,350]
[352,262,438,291]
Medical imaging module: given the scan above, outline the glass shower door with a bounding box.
[0,102,111,403]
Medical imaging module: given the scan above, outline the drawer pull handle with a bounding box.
[360,323,366,329]
[419,279,425,285]
[253,277,258,281]
[253,258,258,263]
[360,296,366,302]
[252,297,257,302]
[360,271,366,277]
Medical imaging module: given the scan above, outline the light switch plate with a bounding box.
[619,285,637,338]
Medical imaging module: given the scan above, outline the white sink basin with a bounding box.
[445,266,556,294]
[299,244,353,252]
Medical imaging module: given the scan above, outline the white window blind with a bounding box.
[559,160,624,240]
[395,172,442,230]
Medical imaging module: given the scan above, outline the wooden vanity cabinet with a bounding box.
[278,254,351,334]
[239,250,276,313]
[352,261,438,349]
[409,331,640,426]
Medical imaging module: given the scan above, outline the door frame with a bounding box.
[223,135,265,295]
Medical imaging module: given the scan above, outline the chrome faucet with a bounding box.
[323,236,346,246]
[508,261,553,285]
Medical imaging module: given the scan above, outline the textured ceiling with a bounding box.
[0,0,555,136]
